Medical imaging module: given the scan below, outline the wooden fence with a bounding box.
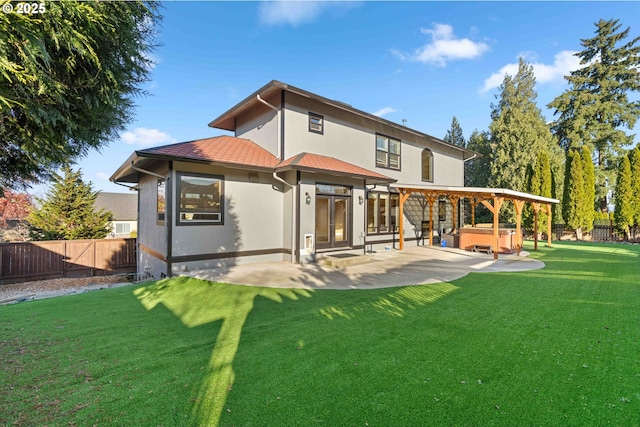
[0,238,136,285]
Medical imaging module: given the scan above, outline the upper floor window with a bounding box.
[309,112,324,134]
[422,148,433,182]
[177,172,224,225]
[376,134,401,170]
[157,178,166,223]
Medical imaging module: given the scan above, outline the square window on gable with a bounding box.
[309,112,324,134]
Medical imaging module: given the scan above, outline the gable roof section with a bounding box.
[138,135,279,170]
[208,80,475,159]
[277,153,394,184]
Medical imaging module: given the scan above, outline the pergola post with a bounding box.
[514,199,525,256]
[480,196,504,261]
[470,198,477,227]
[448,195,460,233]
[423,193,437,246]
[546,203,552,247]
[532,202,540,251]
[398,189,411,251]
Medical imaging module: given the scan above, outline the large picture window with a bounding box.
[177,173,224,225]
[376,134,401,170]
[367,192,399,234]
[157,178,166,222]
[422,148,433,181]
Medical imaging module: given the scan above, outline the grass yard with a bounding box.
[1,241,639,426]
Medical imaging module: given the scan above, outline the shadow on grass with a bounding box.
[135,277,314,426]
[134,275,459,426]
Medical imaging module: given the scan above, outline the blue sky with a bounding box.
[30,1,640,196]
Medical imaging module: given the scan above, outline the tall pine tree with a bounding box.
[28,166,113,240]
[443,116,466,147]
[549,19,640,211]
[489,57,561,222]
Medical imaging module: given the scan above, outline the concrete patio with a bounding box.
[184,245,545,290]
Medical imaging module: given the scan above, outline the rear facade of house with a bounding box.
[111,81,474,279]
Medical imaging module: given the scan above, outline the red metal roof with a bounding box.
[277,152,394,182]
[135,137,393,183]
[139,136,279,169]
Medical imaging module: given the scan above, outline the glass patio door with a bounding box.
[315,195,350,249]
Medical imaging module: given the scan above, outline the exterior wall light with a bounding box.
[358,195,364,204]
[305,192,311,205]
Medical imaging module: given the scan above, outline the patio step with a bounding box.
[321,253,373,269]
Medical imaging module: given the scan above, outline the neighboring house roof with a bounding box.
[277,153,394,182]
[111,136,394,185]
[95,192,137,221]
[208,80,475,159]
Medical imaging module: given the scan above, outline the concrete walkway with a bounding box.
[185,246,545,290]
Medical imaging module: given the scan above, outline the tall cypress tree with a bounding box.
[549,19,640,211]
[614,155,634,239]
[444,116,466,148]
[581,146,596,232]
[563,149,587,239]
[28,166,113,240]
[629,146,640,230]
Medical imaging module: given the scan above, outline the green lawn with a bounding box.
[1,241,639,426]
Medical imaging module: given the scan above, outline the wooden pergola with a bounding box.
[390,184,559,261]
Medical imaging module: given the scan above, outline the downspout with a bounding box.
[130,160,171,277]
[273,171,299,264]
[130,162,166,179]
[463,154,477,162]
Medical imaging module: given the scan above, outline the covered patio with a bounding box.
[391,184,559,260]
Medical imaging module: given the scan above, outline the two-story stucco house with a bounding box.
[111,81,477,279]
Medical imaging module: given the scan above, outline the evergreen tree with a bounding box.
[0,1,161,191]
[489,57,560,222]
[525,151,553,233]
[563,149,587,238]
[28,166,112,240]
[464,129,493,223]
[581,146,596,232]
[444,116,466,147]
[629,145,640,229]
[548,19,640,210]
[464,129,492,188]
[614,155,634,238]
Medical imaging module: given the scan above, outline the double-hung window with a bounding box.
[367,192,399,234]
[376,134,401,170]
[177,173,224,224]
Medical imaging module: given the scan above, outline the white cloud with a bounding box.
[121,127,176,147]
[372,107,398,117]
[393,23,489,67]
[258,1,357,27]
[481,50,580,93]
